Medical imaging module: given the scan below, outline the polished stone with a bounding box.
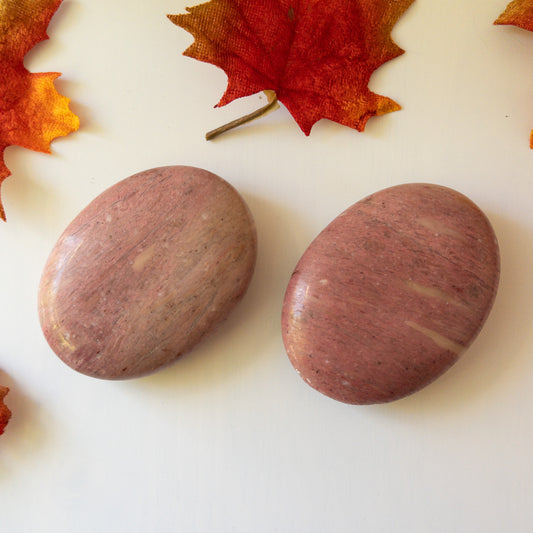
[282,183,500,404]
[39,166,257,379]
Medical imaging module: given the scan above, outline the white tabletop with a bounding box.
[2,1,533,532]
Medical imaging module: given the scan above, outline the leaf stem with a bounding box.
[205,94,279,141]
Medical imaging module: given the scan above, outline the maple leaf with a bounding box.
[0,386,11,436]
[168,0,414,139]
[495,0,533,31]
[0,0,79,221]
[495,0,533,147]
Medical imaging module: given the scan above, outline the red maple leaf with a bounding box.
[495,0,533,147]
[0,0,79,221]
[0,386,11,436]
[168,0,414,138]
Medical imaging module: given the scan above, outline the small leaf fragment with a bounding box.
[0,386,11,436]
[495,0,533,147]
[495,0,533,31]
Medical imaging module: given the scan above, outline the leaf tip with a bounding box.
[0,386,11,435]
[0,165,10,222]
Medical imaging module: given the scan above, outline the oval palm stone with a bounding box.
[282,183,499,404]
[39,166,257,379]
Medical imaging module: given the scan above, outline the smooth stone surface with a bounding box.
[39,166,257,379]
[282,183,500,404]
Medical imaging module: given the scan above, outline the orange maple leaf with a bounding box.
[495,0,533,147]
[0,386,11,436]
[0,0,79,221]
[168,0,414,138]
[495,0,533,31]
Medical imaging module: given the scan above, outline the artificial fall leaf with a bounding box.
[495,0,533,31]
[495,0,533,147]
[0,0,79,221]
[0,386,11,436]
[168,0,414,139]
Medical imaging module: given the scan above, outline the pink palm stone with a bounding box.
[39,166,257,379]
[282,183,499,404]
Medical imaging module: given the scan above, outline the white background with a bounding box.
[2,0,533,531]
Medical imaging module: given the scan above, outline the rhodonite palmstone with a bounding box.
[39,166,257,379]
[282,183,499,404]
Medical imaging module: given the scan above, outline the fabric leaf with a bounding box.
[495,0,533,147]
[0,386,11,436]
[0,0,79,221]
[495,0,533,31]
[168,0,414,137]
